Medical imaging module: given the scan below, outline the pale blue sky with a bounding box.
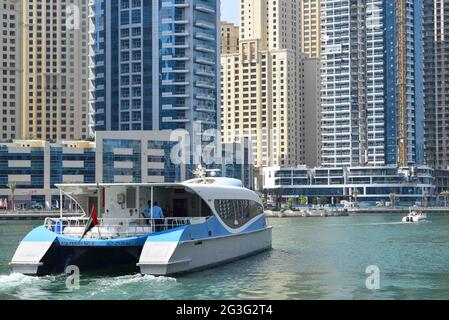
[221,0,240,25]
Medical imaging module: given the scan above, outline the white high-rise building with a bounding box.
[221,0,314,168]
[320,0,424,167]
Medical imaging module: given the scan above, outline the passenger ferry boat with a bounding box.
[10,176,272,276]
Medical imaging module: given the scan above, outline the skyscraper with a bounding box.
[221,0,310,168]
[423,0,449,170]
[221,21,239,54]
[300,0,321,58]
[90,0,220,135]
[320,0,424,167]
[22,0,90,141]
[0,0,22,141]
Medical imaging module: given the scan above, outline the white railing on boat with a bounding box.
[44,217,206,239]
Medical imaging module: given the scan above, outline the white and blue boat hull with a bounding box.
[138,216,272,275]
[10,215,271,276]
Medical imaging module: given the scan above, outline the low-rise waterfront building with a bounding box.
[0,140,95,209]
[263,166,436,207]
[0,133,254,209]
[96,131,254,189]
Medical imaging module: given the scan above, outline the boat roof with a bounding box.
[56,178,260,202]
[55,177,243,189]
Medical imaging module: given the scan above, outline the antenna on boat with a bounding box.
[192,166,221,181]
[193,165,207,180]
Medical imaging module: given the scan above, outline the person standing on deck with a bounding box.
[143,201,165,231]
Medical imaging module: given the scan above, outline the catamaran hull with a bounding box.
[39,246,142,276]
[11,244,143,276]
[138,227,272,276]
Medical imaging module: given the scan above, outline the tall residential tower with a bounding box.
[300,0,321,58]
[424,0,449,170]
[221,0,312,168]
[0,0,22,141]
[221,21,239,54]
[90,0,220,135]
[320,0,424,167]
[22,0,90,141]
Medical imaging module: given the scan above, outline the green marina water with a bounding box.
[1,214,449,300]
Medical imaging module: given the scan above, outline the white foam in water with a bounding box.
[96,274,176,288]
[0,273,54,291]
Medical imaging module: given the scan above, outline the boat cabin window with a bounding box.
[214,199,264,229]
[138,186,212,218]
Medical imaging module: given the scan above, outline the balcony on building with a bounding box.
[161,0,189,8]
[162,42,189,49]
[195,81,215,89]
[162,55,190,62]
[195,68,215,77]
[162,79,190,86]
[195,57,215,65]
[194,44,215,53]
[195,20,215,30]
[162,67,189,74]
[194,4,215,14]
[162,104,189,111]
[195,104,216,113]
[162,116,189,123]
[194,32,215,42]
[195,93,216,101]
[161,18,190,25]
[162,92,190,98]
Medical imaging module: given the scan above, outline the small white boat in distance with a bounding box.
[402,209,427,223]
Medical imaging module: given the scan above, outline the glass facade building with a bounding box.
[320,0,425,167]
[263,166,436,207]
[0,141,96,209]
[96,131,254,189]
[90,0,220,134]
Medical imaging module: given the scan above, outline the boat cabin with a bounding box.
[51,183,214,238]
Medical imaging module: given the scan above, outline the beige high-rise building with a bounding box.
[300,0,321,58]
[22,0,90,141]
[0,0,22,141]
[221,0,311,168]
[221,21,239,54]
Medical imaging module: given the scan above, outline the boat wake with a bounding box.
[0,273,55,290]
[329,222,410,227]
[95,274,176,288]
[0,272,177,300]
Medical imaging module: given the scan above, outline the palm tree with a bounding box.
[352,188,359,207]
[287,198,294,210]
[422,191,430,208]
[7,183,16,212]
[440,191,449,207]
[269,188,284,210]
[389,193,396,208]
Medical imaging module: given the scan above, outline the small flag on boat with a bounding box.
[80,206,99,240]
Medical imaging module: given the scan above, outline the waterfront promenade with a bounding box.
[265,207,449,217]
